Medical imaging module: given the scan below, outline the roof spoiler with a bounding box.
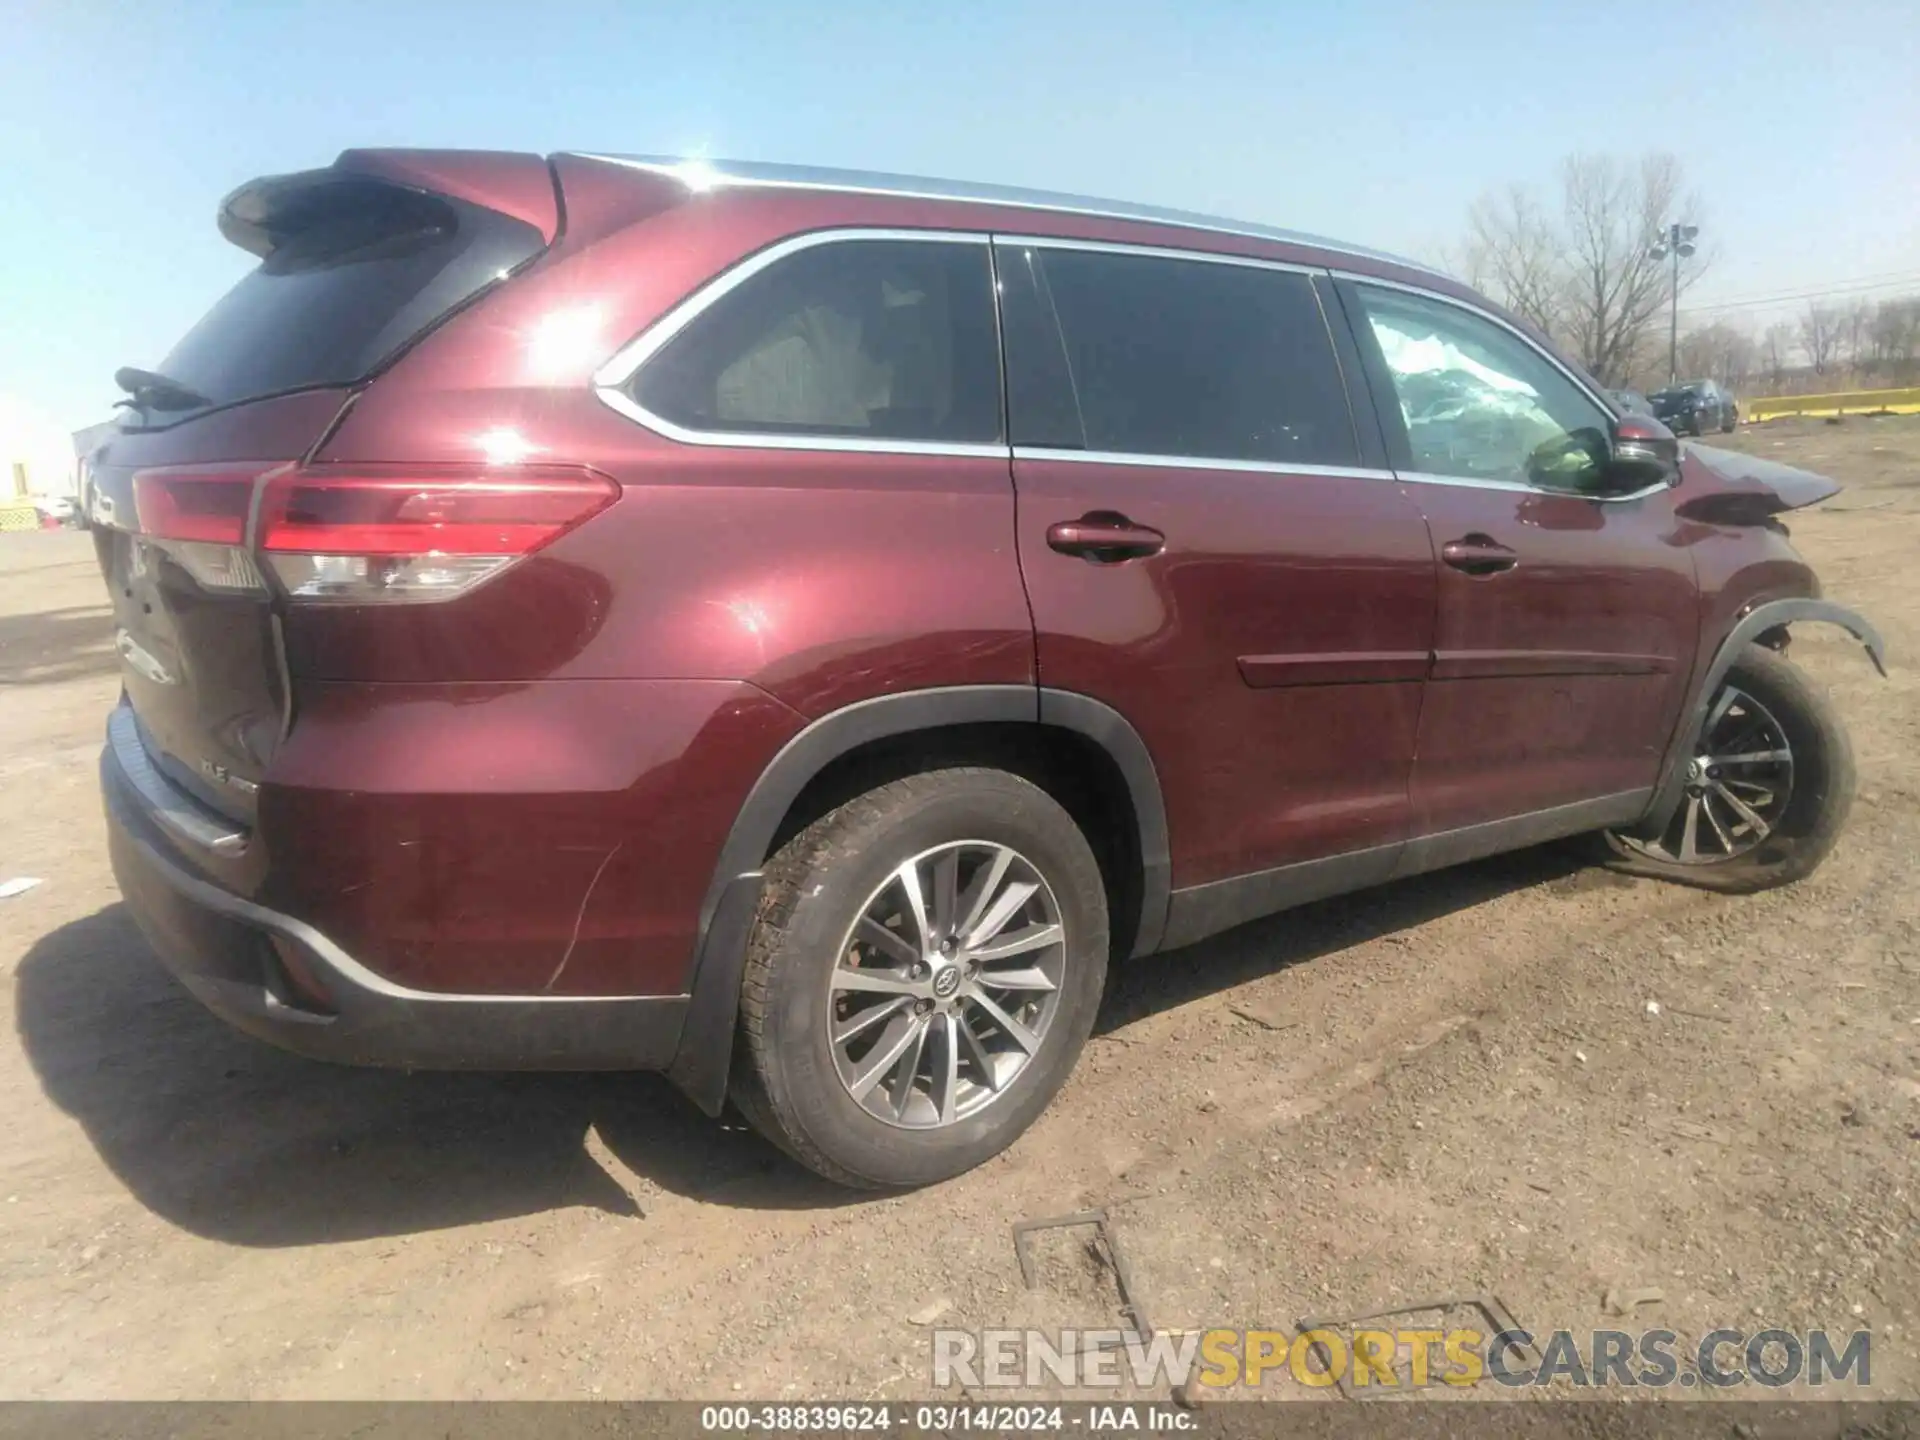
[217,150,559,258]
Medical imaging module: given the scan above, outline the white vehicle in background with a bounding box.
[33,493,82,528]
[4,394,84,527]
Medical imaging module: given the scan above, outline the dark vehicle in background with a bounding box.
[94,150,1884,1188]
[1652,379,1738,435]
[1609,388,1654,417]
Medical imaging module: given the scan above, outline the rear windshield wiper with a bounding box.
[113,366,212,414]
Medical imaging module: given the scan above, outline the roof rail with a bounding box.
[570,154,1442,277]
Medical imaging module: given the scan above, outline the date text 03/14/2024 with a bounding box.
[699,1404,1195,1432]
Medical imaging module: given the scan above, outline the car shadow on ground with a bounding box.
[0,604,117,686]
[14,845,1594,1247]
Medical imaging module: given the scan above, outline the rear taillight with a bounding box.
[258,465,618,603]
[128,462,616,603]
[131,463,268,546]
[129,463,282,593]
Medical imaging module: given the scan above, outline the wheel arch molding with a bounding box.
[665,685,1171,1115]
[1635,598,1886,839]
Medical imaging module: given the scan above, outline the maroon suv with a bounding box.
[94,150,1885,1187]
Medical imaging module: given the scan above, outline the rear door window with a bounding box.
[154,180,544,417]
[997,243,1358,467]
[628,239,1003,445]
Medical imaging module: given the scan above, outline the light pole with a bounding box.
[1649,222,1698,386]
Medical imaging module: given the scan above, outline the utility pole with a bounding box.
[1648,222,1698,385]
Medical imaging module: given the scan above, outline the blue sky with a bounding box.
[3,0,1916,432]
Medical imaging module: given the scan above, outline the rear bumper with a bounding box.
[102,741,688,1071]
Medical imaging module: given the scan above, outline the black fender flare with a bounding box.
[665,685,1171,1114]
[1635,598,1886,838]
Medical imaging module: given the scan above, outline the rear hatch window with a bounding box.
[132,173,546,423]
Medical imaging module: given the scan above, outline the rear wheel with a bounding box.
[732,768,1109,1188]
[1601,645,1853,892]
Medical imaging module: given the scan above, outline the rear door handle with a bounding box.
[1046,515,1165,563]
[1440,535,1518,576]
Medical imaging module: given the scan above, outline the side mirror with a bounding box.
[1525,425,1609,493]
[1607,414,1681,491]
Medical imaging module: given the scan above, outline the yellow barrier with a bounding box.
[1745,386,1920,422]
[0,503,44,533]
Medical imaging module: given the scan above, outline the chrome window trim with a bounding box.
[1395,470,1549,496]
[1013,446,1397,483]
[1331,269,1672,505]
[587,218,1673,497]
[592,227,1007,459]
[573,154,1443,278]
[1009,450,1668,503]
[594,386,1009,458]
[1597,478,1673,503]
[1394,469,1664,502]
[993,233,1320,277]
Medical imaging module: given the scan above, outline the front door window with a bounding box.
[1354,287,1614,495]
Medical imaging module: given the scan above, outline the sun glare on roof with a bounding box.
[675,158,724,194]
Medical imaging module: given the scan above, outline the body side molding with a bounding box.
[1159,789,1648,953]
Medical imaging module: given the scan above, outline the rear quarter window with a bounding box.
[626,238,1003,446]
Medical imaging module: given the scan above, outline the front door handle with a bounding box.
[1440,535,1518,576]
[1046,514,1165,563]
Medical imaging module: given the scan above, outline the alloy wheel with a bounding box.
[826,841,1067,1129]
[1620,683,1795,864]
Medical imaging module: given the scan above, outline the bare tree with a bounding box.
[1459,152,1704,387]
[1798,302,1841,376]
[1867,297,1920,373]
[1463,186,1563,335]
[1841,299,1874,375]
[1674,329,1714,384]
[1867,301,1899,368]
[1721,327,1758,392]
[1677,321,1757,391]
[1898,300,1920,371]
[1560,154,1701,387]
[1762,323,1795,389]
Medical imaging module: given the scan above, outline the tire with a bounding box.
[1600,644,1854,893]
[731,768,1109,1188]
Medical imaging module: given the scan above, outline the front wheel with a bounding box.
[731,768,1109,1188]
[1601,644,1854,892]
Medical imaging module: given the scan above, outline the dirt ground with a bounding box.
[1,416,1916,1404]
